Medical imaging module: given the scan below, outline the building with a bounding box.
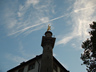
[7,54,69,72]
[7,30,69,72]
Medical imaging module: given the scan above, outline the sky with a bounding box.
[0,0,96,72]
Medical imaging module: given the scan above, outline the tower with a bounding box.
[40,30,56,72]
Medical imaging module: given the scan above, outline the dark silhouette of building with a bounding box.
[7,31,69,72]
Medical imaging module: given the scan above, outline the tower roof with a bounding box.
[45,31,52,36]
[7,54,69,72]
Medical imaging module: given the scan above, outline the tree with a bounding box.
[81,22,96,72]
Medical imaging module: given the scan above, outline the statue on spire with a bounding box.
[47,24,51,31]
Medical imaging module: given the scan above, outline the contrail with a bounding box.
[10,4,95,36]
[8,14,69,36]
[49,14,69,22]
[74,5,96,12]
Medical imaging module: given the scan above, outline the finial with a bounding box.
[47,24,51,31]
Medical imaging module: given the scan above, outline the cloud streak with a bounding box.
[56,36,73,45]
[8,13,69,36]
[74,4,96,13]
[3,0,70,36]
[18,41,35,58]
[6,54,27,63]
[57,0,96,46]
[4,0,59,36]
[4,0,96,47]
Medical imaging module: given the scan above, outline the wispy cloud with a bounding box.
[4,0,55,36]
[57,0,96,46]
[26,0,39,6]
[8,13,68,36]
[4,0,96,46]
[5,42,36,64]
[56,36,73,45]
[74,5,96,13]
[6,53,27,63]
[3,0,71,36]
[18,41,35,58]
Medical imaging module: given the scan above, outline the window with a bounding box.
[18,68,24,72]
[28,62,35,70]
[53,64,57,72]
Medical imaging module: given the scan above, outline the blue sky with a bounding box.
[0,0,96,72]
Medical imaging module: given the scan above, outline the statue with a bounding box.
[47,24,51,31]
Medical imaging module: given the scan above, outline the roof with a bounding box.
[7,54,69,72]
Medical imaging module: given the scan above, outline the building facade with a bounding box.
[7,31,69,72]
[7,55,69,72]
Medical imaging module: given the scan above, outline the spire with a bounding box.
[40,28,56,72]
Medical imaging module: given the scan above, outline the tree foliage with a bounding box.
[81,22,96,72]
